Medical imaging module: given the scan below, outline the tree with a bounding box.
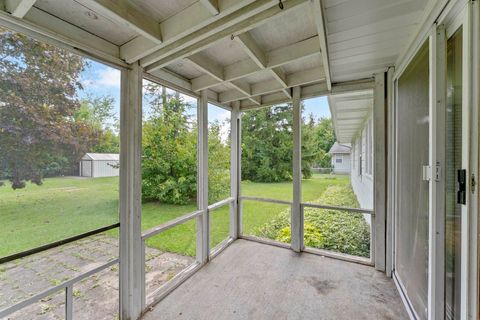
[208,120,230,204]
[312,117,336,168]
[141,82,232,205]
[75,95,119,153]
[301,114,319,178]
[141,83,198,205]
[0,28,96,188]
[241,105,294,182]
[241,104,322,183]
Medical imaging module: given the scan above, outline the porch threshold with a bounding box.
[142,239,408,320]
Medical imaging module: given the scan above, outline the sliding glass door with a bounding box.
[395,40,430,320]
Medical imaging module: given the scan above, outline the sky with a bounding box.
[79,60,331,125]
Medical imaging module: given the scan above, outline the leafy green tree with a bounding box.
[75,95,119,153]
[241,105,294,182]
[75,95,116,129]
[313,117,335,168]
[0,28,98,188]
[141,83,231,205]
[301,114,319,178]
[141,83,197,205]
[241,104,322,182]
[208,120,230,204]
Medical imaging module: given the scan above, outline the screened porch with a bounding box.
[0,0,479,320]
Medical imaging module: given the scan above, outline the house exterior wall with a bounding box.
[350,117,374,209]
[331,154,351,174]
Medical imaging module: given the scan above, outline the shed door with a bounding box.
[82,160,92,177]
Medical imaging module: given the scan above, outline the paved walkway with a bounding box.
[0,234,194,319]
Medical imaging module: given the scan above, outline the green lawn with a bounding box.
[0,174,350,258]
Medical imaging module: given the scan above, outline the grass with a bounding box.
[0,174,351,258]
[241,174,350,236]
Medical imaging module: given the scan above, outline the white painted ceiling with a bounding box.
[5,0,433,110]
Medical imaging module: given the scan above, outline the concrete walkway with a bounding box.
[0,234,194,320]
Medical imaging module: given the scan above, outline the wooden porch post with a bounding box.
[197,90,209,263]
[373,72,386,272]
[291,86,303,252]
[119,62,143,320]
[230,101,241,239]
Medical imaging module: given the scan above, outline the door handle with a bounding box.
[457,169,466,205]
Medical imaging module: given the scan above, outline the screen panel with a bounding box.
[395,40,430,319]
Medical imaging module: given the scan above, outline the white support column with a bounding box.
[197,90,209,263]
[119,62,143,320]
[291,86,303,252]
[373,72,386,271]
[230,101,241,239]
[385,66,395,278]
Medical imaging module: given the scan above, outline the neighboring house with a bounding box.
[329,91,374,210]
[79,153,119,178]
[328,142,351,174]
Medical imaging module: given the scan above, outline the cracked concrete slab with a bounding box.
[1,234,195,320]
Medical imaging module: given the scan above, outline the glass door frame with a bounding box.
[391,1,479,319]
[438,2,479,319]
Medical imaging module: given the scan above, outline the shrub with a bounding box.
[255,184,371,257]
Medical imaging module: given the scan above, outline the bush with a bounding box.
[255,184,370,257]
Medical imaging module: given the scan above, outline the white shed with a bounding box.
[328,142,351,174]
[79,153,119,178]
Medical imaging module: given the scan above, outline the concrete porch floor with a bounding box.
[142,239,408,320]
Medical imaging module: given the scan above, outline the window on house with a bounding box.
[357,137,363,176]
[367,119,373,175]
[352,144,356,169]
[359,155,363,175]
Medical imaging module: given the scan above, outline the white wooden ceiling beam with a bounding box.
[266,36,320,68]
[235,32,267,68]
[229,81,260,106]
[186,52,260,106]
[219,66,325,104]
[145,69,228,108]
[248,95,262,106]
[234,31,292,99]
[143,0,309,71]
[269,67,291,99]
[139,0,278,67]
[223,59,260,81]
[4,0,36,18]
[270,67,287,87]
[229,80,251,96]
[186,54,224,81]
[74,0,162,44]
[199,0,220,15]
[238,77,370,110]
[310,0,332,91]
[121,0,259,63]
[191,36,321,92]
[6,7,123,65]
[148,68,193,92]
